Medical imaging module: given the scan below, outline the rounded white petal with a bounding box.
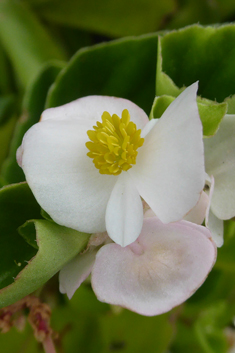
[92,217,216,316]
[59,251,96,299]
[42,96,149,130]
[20,119,117,233]
[105,173,143,247]
[204,115,235,220]
[130,82,205,223]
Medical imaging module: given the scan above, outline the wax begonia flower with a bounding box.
[203,114,235,246]
[17,82,204,246]
[59,217,216,316]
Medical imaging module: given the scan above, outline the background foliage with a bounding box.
[0,0,235,352]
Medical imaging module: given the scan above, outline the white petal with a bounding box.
[19,119,117,233]
[42,96,149,130]
[141,119,158,137]
[92,217,216,316]
[130,82,205,223]
[184,191,209,224]
[204,114,235,220]
[59,251,96,299]
[105,173,143,247]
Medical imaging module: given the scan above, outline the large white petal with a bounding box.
[105,173,143,247]
[204,114,235,220]
[59,251,96,299]
[19,119,118,233]
[42,96,149,130]
[130,82,205,223]
[92,217,216,316]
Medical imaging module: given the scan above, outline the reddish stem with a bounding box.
[42,336,57,353]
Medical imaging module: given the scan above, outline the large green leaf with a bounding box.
[150,94,227,136]
[156,24,235,102]
[1,61,65,184]
[0,183,41,290]
[23,0,175,37]
[46,34,159,114]
[0,0,66,88]
[0,217,90,309]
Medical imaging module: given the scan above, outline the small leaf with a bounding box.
[0,183,41,290]
[150,94,227,136]
[225,95,235,114]
[0,219,90,308]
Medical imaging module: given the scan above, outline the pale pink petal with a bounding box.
[130,82,205,223]
[92,217,216,316]
[42,96,149,130]
[204,115,235,220]
[59,251,96,299]
[184,191,209,224]
[105,173,143,247]
[19,119,117,233]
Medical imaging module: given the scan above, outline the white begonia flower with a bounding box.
[17,82,205,247]
[204,114,235,247]
[59,216,216,316]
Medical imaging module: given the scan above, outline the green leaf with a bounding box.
[150,94,227,136]
[0,218,90,309]
[0,0,67,88]
[0,183,41,290]
[1,61,65,184]
[46,34,159,114]
[22,0,175,37]
[197,98,227,136]
[156,37,183,97]
[156,24,235,102]
[225,95,235,114]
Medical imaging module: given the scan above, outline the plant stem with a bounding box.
[42,336,57,353]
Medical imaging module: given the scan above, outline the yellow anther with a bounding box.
[85,109,144,175]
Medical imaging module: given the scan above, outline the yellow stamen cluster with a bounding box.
[85,109,144,175]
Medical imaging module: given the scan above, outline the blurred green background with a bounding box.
[1,0,235,352]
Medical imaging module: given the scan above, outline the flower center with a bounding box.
[85,109,144,175]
